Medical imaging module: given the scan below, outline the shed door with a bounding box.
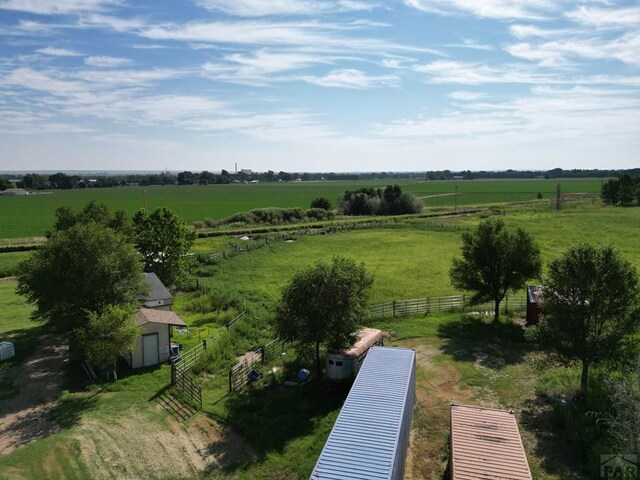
[143,333,159,367]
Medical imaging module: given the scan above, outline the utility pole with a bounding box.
[143,189,147,209]
[555,183,561,210]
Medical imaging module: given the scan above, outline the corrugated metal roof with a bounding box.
[135,308,187,327]
[451,404,532,480]
[310,346,415,480]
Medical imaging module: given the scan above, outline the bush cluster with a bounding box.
[601,173,640,206]
[338,184,422,216]
[195,207,336,228]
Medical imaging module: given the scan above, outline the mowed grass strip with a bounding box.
[0,179,602,239]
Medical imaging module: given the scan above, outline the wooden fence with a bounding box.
[228,338,291,392]
[367,294,526,320]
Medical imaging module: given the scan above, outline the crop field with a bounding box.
[0,178,602,239]
[1,200,638,479]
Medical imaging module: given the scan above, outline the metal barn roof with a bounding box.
[309,346,416,480]
[450,404,532,480]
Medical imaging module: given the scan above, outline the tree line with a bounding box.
[3,167,640,192]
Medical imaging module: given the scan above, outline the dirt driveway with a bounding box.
[0,335,67,455]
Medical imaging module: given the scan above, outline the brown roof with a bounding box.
[451,404,532,480]
[135,308,187,327]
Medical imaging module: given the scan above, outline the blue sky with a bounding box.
[0,0,638,172]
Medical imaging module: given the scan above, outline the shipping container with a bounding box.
[450,404,532,480]
[310,346,416,480]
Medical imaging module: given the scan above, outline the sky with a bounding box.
[0,0,638,173]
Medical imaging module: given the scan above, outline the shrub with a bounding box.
[203,217,216,228]
[193,221,205,229]
[310,197,332,210]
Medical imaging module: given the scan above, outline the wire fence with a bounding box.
[367,293,527,320]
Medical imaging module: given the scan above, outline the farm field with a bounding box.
[0,178,602,239]
[0,202,638,479]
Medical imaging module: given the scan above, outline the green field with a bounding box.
[0,179,601,239]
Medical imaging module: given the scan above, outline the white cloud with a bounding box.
[506,31,640,66]
[195,0,375,17]
[416,59,640,85]
[376,86,640,143]
[0,0,119,15]
[448,90,485,100]
[36,47,82,56]
[566,6,640,28]
[138,19,442,56]
[202,49,330,85]
[445,38,493,51]
[84,55,133,67]
[403,0,556,20]
[302,68,400,88]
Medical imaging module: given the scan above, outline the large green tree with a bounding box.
[75,305,140,381]
[52,201,131,237]
[274,256,373,374]
[536,244,640,396]
[450,218,542,322]
[17,223,148,334]
[132,207,196,287]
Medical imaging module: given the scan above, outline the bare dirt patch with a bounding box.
[75,410,257,480]
[0,335,67,455]
[400,342,473,480]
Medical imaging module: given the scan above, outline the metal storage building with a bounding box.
[309,346,416,480]
[450,404,532,480]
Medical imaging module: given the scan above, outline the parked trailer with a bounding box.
[325,327,384,381]
[310,346,416,480]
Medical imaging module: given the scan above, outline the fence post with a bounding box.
[170,358,177,386]
[392,301,396,318]
[202,339,207,351]
[228,369,232,392]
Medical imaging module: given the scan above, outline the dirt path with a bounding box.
[0,335,67,455]
[75,410,257,480]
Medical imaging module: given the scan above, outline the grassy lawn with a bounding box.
[0,178,601,239]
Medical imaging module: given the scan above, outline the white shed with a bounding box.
[129,308,186,369]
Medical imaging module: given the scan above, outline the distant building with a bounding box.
[452,175,464,180]
[1,188,28,196]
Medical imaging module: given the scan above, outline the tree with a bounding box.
[19,173,46,189]
[75,305,139,381]
[51,201,132,238]
[310,197,332,210]
[132,207,196,287]
[0,177,11,191]
[48,172,75,189]
[450,219,541,322]
[17,223,148,334]
[536,244,640,396]
[274,257,373,374]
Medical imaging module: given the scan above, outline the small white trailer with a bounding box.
[325,328,384,381]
